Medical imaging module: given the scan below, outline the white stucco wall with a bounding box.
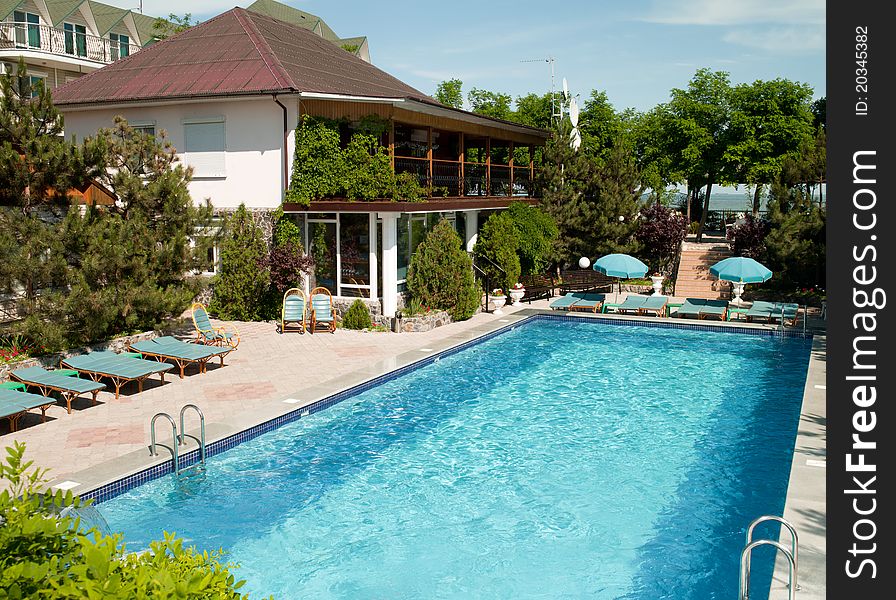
[61,97,300,210]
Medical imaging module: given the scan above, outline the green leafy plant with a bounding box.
[406,219,480,321]
[209,205,270,321]
[0,333,43,364]
[402,297,428,317]
[473,212,521,292]
[505,202,558,275]
[341,299,373,330]
[0,442,261,599]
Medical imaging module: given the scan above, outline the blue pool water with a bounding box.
[99,319,812,599]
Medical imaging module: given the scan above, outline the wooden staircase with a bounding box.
[674,241,732,300]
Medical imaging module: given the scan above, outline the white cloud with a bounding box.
[723,26,825,53]
[643,0,824,26]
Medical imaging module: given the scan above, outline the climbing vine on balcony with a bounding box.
[285,116,427,206]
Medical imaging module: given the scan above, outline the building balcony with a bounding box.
[394,156,538,199]
[1,22,140,66]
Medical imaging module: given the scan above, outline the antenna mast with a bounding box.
[520,56,561,122]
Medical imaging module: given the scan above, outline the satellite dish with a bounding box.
[562,77,569,100]
[568,96,582,151]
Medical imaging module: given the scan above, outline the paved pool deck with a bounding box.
[1,296,825,598]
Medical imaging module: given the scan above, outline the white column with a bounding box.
[464,210,479,252]
[379,212,399,317]
[368,212,378,300]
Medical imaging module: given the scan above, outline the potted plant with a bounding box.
[509,282,525,305]
[650,273,665,296]
[488,288,507,314]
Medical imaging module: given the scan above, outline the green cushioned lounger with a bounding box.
[10,366,105,414]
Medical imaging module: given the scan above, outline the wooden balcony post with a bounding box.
[388,119,395,170]
[529,146,535,197]
[486,136,491,196]
[458,131,465,196]
[427,126,433,189]
[508,141,514,197]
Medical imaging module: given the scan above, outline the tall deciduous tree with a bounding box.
[434,79,464,109]
[725,78,814,215]
[667,69,735,241]
[467,88,514,121]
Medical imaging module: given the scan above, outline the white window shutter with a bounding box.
[184,121,225,178]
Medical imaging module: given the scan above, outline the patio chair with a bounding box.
[699,300,729,321]
[615,295,648,315]
[0,387,55,432]
[309,287,336,334]
[10,366,105,414]
[61,351,174,399]
[567,293,605,313]
[672,298,705,319]
[128,336,230,378]
[549,292,586,311]
[638,295,669,317]
[191,303,240,348]
[281,288,308,333]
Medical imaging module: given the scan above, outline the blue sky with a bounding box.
[129,0,824,112]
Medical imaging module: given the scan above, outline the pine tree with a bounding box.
[209,205,270,321]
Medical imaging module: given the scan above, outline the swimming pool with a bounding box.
[98,318,812,599]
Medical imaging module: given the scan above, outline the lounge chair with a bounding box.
[0,387,54,432]
[61,351,174,398]
[699,300,729,321]
[10,366,105,414]
[191,303,240,348]
[673,298,705,319]
[128,336,230,378]
[746,301,800,325]
[282,288,308,333]
[549,292,585,311]
[309,287,336,334]
[615,295,648,315]
[638,295,669,317]
[567,293,605,313]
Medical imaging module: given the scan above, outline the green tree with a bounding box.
[209,204,269,321]
[578,90,625,162]
[342,299,373,330]
[666,69,735,241]
[468,88,513,121]
[505,202,558,275]
[514,92,554,129]
[1,442,259,599]
[406,219,480,320]
[473,212,521,291]
[152,13,196,40]
[725,78,814,215]
[434,78,464,109]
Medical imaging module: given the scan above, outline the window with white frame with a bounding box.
[183,117,226,178]
[109,32,130,60]
[63,23,87,57]
[12,11,41,49]
[191,220,224,275]
[130,121,156,137]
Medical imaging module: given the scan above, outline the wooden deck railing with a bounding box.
[393,155,537,197]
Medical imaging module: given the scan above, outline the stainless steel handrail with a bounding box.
[178,404,206,466]
[150,412,179,474]
[740,539,796,600]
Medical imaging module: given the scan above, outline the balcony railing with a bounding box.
[394,155,537,198]
[1,22,140,64]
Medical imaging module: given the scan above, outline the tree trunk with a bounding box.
[752,185,762,217]
[819,178,824,207]
[696,181,713,243]
[685,185,692,223]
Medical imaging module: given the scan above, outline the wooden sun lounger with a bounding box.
[746,301,800,325]
[61,351,174,398]
[615,295,648,315]
[128,336,230,378]
[0,388,55,432]
[637,296,669,317]
[10,366,105,414]
[567,293,605,313]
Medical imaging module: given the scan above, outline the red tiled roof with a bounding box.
[52,8,433,105]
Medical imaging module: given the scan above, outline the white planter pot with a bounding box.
[488,295,506,314]
[650,275,665,296]
[731,281,745,306]
[509,288,525,305]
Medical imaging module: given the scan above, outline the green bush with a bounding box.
[473,212,521,292]
[506,202,558,275]
[0,442,261,599]
[406,219,480,321]
[342,299,373,330]
[209,205,270,321]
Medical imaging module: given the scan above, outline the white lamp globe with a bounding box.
[578,256,591,269]
[618,215,625,222]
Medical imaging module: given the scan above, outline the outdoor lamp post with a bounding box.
[578,257,591,269]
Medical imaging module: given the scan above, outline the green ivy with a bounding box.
[285,116,427,205]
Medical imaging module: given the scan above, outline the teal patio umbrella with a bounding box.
[593,253,649,301]
[710,256,773,305]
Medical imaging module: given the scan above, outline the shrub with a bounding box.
[726,213,771,259]
[209,205,269,321]
[342,299,373,330]
[473,212,521,292]
[635,203,688,274]
[0,442,260,599]
[506,202,558,275]
[406,219,480,321]
[763,198,825,288]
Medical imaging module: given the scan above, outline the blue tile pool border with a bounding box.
[81,312,812,503]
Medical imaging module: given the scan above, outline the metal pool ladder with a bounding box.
[739,515,799,600]
[150,404,206,475]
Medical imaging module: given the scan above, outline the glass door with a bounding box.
[307,220,337,294]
